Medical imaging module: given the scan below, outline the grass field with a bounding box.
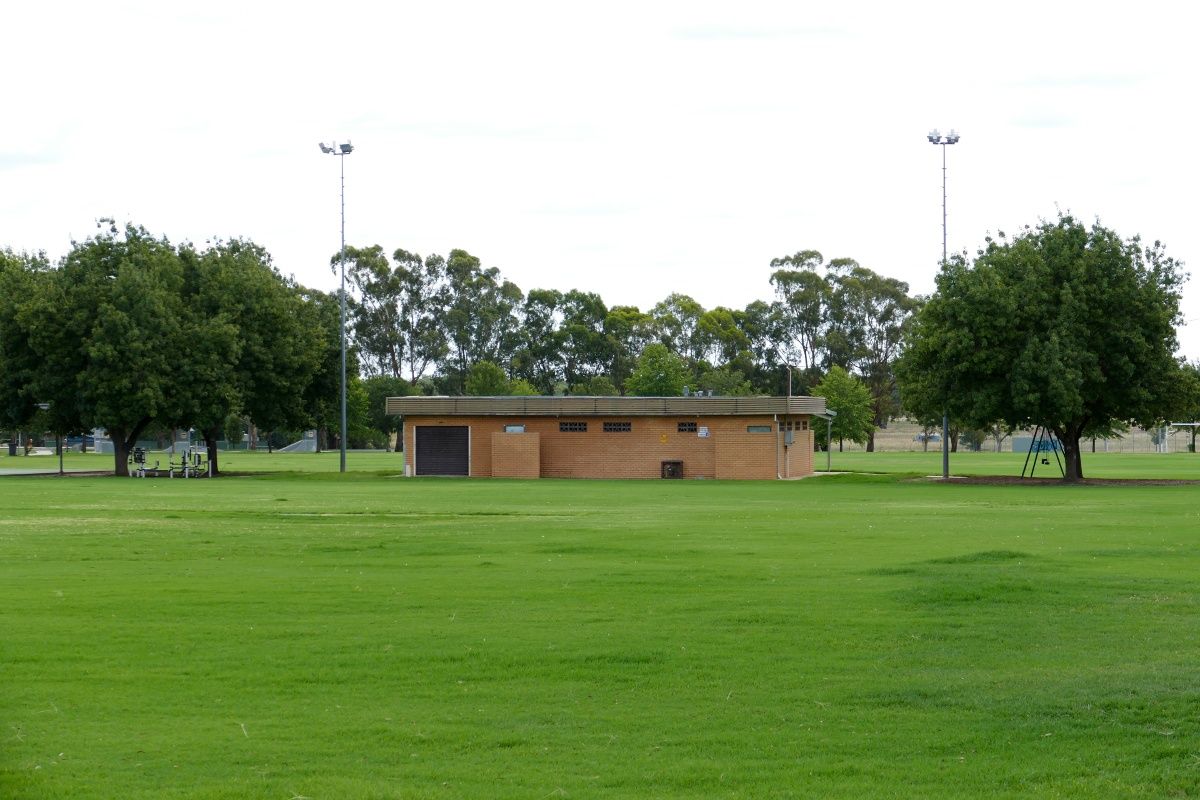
[3,458,1200,798]
[4,446,1198,479]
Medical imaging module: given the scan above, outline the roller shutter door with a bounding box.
[415,426,469,475]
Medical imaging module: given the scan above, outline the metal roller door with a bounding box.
[414,426,470,475]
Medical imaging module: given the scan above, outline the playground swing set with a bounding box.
[1020,425,1064,479]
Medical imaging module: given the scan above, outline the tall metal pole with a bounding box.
[928,129,959,480]
[320,141,353,474]
[940,140,949,480]
[339,150,347,474]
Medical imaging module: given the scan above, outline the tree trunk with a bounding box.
[204,427,221,477]
[1052,425,1085,482]
[110,418,151,477]
[866,430,876,452]
[950,429,959,454]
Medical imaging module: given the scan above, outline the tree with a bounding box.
[441,250,523,392]
[559,290,612,388]
[625,343,689,397]
[695,307,751,367]
[27,222,192,475]
[1166,361,1200,452]
[298,287,358,451]
[569,375,620,396]
[696,365,753,396]
[603,305,655,391]
[512,288,564,393]
[651,293,705,363]
[465,360,512,396]
[899,215,1185,481]
[825,264,920,450]
[811,366,875,451]
[341,246,448,382]
[0,249,51,437]
[770,251,829,375]
[176,238,324,475]
[362,374,415,451]
[341,244,402,378]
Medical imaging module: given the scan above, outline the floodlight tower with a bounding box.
[319,140,354,473]
[927,128,959,480]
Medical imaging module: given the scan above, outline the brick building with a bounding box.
[385,395,826,479]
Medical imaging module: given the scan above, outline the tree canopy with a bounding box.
[811,366,875,450]
[0,223,332,475]
[898,215,1185,480]
[625,343,690,397]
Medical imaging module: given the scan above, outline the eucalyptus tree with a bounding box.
[651,293,706,364]
[512,288,565,394]
[604,305,656,391]
[737,299,787,393]
[559,289,612,388]
[825,263,920,450]
[340,246,448,382]
[441,249,523,392]
[769,250,829,377]
[340,244,402,378]
[695,306,751,368]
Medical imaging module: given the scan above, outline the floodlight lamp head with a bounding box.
[927,129,940,144]
[339,142,354,154]
[946,129,960,144]
[319,142,333,154]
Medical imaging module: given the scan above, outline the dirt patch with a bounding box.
[914,475,1200,487]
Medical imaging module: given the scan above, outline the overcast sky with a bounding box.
[4,1,1198,359]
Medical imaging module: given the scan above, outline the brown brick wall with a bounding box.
[491,432,541,478]
[404,414,816,479]
[780,430,815,478]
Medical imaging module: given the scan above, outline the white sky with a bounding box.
[3,0,1198,360]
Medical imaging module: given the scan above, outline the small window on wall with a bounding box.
[747,425,772,433]
[504,425,525,433]
[678,421,698,433]
[559,421,587,432]
[603,421,632,432]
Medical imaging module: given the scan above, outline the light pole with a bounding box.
[927,128,959,480]
[319,140,354,473]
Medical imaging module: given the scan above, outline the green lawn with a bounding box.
[3,468,1200,798]
[824,449,1200,480]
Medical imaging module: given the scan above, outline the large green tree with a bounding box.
[441,249,523,392]
[176,239,324,474]
[0,250,51,437]
[512,288,565,393]
[342,246,448,382]
[27,222,191,475]
[625,343,689,397]
[899,215,1185,481]
[825,263,920,450]
[769,250,829,375]
[811,366,875,451]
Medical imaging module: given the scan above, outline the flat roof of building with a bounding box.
[385,395,826,417]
